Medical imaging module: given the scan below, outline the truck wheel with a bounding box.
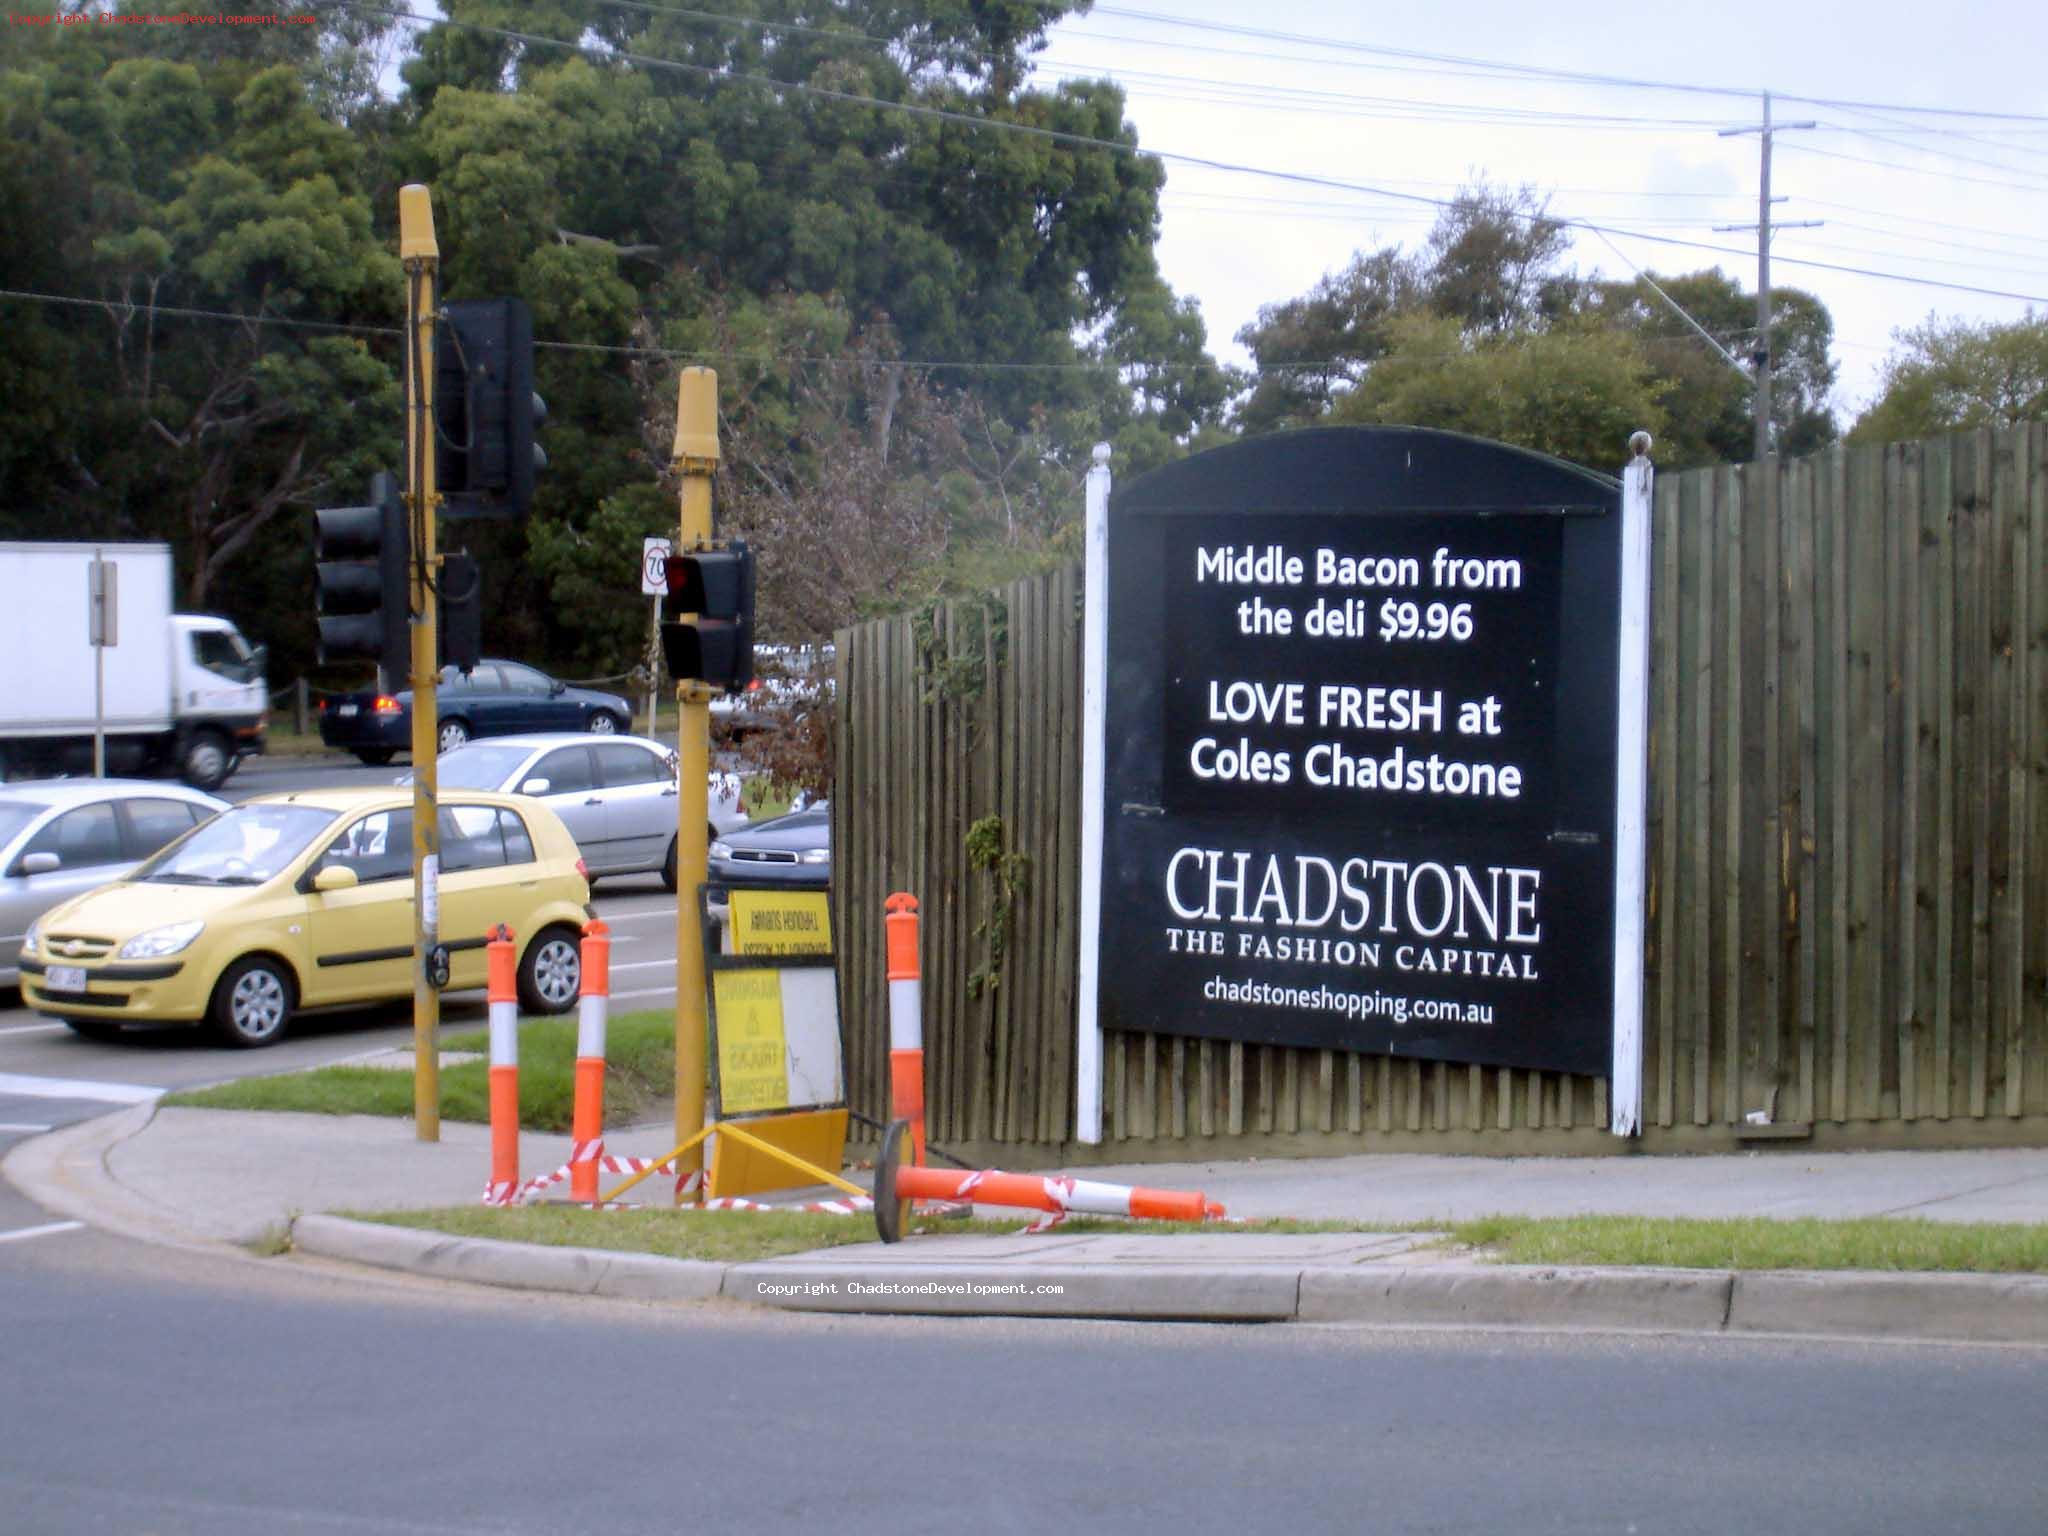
[180,731,232,791]
[209,955,295,1048]
[517,925,582,1014]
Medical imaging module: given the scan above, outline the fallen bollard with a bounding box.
[870,1117,1224,1243]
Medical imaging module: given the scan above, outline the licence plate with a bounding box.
[338,703,359,717]
[45,965,87,994]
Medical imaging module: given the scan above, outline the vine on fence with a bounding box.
[911,594,1009,706]
[965,813,1030,1000]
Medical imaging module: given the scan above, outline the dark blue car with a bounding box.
[318,660,633,764]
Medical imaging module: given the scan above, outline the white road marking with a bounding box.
[610,958,681,973]
[0,1121,54,1133]
[0,1022,69,1036]
[593,907,681,926]
[612,986,680,1002]
[0,1220,85,1246]
[0,1073,162,1105]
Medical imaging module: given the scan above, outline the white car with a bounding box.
[0,779,228,986]
[407,733,746,890]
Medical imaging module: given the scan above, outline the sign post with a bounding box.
[1084,427,1642,1117]
[87,553,116,779]
[640,535,671,737]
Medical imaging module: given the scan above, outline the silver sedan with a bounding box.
[0,779,229,985]
[410,733,748,890]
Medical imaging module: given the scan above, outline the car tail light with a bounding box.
[745,678,762,694]
[373,695,402,714]
[316,697,327,714]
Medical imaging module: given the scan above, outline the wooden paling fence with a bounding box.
[833,424,2048,1157]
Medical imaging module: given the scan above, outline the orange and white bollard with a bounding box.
[872,1118,1223,1243]
[569,919,611,1205]
[485,924,519,1206]
[884,892,926,1167]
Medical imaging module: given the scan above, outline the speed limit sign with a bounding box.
[641,536,672,596]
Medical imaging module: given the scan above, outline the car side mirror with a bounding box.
[312,865,359,893]
[20,851,60,876]
[518,777,552,796]
[551,679,567,695]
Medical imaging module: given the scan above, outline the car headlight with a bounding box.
[21,919,39,957]
[119,920,205,959]
[800,847,829,865]
[709,840,733,860]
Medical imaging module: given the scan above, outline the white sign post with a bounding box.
[88,553,117,779]
[641,537,671,736]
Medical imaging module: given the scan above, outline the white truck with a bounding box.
[0,542,268,790]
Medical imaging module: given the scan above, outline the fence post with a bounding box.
[294,676,309,736]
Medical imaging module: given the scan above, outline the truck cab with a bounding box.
[171,614,269,786]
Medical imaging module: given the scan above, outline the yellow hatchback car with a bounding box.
[17,788,592,1047]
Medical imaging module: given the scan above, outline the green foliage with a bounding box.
[1333,313,1665,473]
[912,593,1008,705]
[1850,311,2048,443]
[964,812,1029,1000]
[1233,181,1840,470]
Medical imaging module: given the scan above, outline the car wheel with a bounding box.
[354,749,396,767]
[209,955,295,1048]
[589,711,621,735]
[64,1019,124,1043]
[438,718,471,753]
[662,836,679,894]
[180,730,233,790]
[517,925,582,1014]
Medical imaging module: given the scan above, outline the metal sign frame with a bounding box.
[697,882,846,1122]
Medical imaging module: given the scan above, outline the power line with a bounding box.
[350,3,2048,308]
[1085,3,2048,124]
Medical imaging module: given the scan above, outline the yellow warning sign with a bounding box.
[730,889,833,955]
[711,969,789,1114]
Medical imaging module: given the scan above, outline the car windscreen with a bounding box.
[0,801,41,851]
[427,744,536,790]
[133,803,337,886]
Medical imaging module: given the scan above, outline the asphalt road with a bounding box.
[3,1224,2044,1535]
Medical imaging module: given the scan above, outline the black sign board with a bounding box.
[1097,427,1625,1077]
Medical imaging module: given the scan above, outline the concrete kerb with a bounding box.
[10,1107,2046,1343]
[282,1214,2048,1340]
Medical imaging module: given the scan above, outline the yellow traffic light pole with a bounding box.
[400,184,443,1142]
[672,368,719,1195]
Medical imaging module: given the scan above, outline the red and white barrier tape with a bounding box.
[702,1195,874,1215]
[482,1157,706,1207]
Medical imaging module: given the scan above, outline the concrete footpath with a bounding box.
[7,1101,2048,1344]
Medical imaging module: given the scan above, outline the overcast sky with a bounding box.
[1037,1,2048,425]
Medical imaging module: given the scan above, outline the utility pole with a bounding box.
[1718,92,1820,462]
[399,184,444,1141]
[672,368,719,1199]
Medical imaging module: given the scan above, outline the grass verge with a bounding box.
[342,1207,2047,1272]
[1453,1214,2048,1274]
[162,1011,676,1133]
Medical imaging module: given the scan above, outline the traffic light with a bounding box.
[314,471,410,685]
[660,540,754,692]
[439,551,481,675]
[436,297,546,519]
